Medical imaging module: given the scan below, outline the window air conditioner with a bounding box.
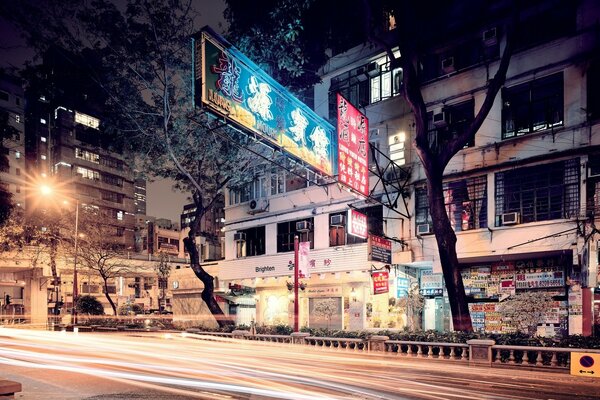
[248,198,269,214]
[416,223,431,235]
[482,27,498,46]
[441,56,455,73]
[366,62,380,77]
[432,108,447,127]
[296,221,312,232]
[233,232,246,242]
[501,212,520,225]
[330,215,345,227]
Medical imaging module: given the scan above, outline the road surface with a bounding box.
[0,327,599,399]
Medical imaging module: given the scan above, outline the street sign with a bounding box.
[570,352,600,377]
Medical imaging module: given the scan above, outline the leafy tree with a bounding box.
[225,0,518,331]
[76,294,104,315]
[3,0,269,327]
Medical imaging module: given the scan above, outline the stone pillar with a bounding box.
[290,332,310,345]
[467,339,495,366]
[368,335,389,352]
[26,273,48,327]
[231,330,249,339]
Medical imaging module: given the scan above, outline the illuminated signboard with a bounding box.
[194,29,336,176]
[372,271,389,295]
[337,93,369,196]
[347,209,368,239]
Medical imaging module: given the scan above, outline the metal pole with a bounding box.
[294,235,299,333]
[71,198,79,325]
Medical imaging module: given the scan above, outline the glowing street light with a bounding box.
[39,184,80,325]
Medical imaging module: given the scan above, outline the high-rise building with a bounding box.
[134,177,147,215]
[0,73,26,209]
[24,50,136,250]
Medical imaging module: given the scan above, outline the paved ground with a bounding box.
[1,328,599,399]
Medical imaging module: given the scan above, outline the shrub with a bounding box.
[76,295,104,315]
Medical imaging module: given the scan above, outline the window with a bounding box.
[15,114,21,123]
[40,118,46,124]
[16,186,20,193]
[76,166,100,181]
[15,168,20,176]
[270,167,285,195]
[328,212,369,247]
[427,100,475,152]
[236,226,265,257]
[41,137,47,143]
[75,148,100,164]
[502,72,563,139]
[416,176,488,232]
[495,158,579,226]
[102,173,123,187]
[0,91,8,102]
[15,151,20,159]
[117,211,124,221]
[588,60,600,121]
[101,190,124,203]
[74,111,100,129]
[277,218,314,252]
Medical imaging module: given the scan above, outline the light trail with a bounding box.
[0,327,598,400]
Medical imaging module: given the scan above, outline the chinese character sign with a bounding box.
[337,94,369,196]
[197,29,336,176]
[347,209,368,239]
[368,234,392,264]
[372,271,389,295]
[298,241,311,279]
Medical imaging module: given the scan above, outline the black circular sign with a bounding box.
[580,355,594,368]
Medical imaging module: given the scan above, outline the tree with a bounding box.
[3,0,267,327]
[76,295,104,315]
[74,209,131,316]
[225,0,518,331]
[0,109,15,224]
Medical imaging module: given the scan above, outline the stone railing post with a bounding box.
[290,332,310,345]
[467,339,495,366]
[368,335,389,352]
[231,330,250,339]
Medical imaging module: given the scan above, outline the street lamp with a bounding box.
[39,185,80,326]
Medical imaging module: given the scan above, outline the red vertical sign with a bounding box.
[372,271,389,295]
[337,94,369,197]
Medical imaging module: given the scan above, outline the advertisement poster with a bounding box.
[337,94,369,196]
[298,241,311,278]
[368,234,392,264]
[420,269,443,296]
[347,209,368,239]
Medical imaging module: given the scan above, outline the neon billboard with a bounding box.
[337,93,369,197]
[193,28,336,176]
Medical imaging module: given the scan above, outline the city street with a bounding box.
[0,327,599,399]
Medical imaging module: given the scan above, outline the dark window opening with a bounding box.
[237,226,265,257]
[277,218,314,253]
[427,99,475,152]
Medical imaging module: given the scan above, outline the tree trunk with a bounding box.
[183,236,233,328]
[102,278,117,315]
[426,173,473,332]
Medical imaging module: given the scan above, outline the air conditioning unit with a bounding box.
[296,221,312,232]
[482,27,498,46]
[330,215,345,227]
[366,62,380,77]
[441,56,455,73]
[432,108,447,127]
[416,223,431,235]
[234,232,246,242]
[501,212,520,225]
[248,198,269,214]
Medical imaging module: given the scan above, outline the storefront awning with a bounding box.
[215,294,255,305]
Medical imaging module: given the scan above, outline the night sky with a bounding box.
[0,1,227,223]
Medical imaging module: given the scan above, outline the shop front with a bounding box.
[220,243,416,331]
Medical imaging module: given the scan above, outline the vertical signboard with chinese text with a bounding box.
[337,94,369,196]
[298,241,311,278]
[196,29,336,176]
[347,209,368,239]
[372,271,389,295]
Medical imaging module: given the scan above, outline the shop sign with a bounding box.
[420,270,443,296]
[306,286,342,297]
[196,29,335,176]
[337,93,369,196]
[347,209,368,239]
[515,271,564,289]
[397,277,410,298]
[368,234,392,263]
[372,271,389,295]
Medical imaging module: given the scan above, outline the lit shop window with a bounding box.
[75,111,100,129]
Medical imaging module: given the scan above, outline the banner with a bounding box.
[298,241,311,278]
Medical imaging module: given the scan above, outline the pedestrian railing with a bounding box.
[385,340,469,361]
[305,336,366,352]
[491,345,600,370]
